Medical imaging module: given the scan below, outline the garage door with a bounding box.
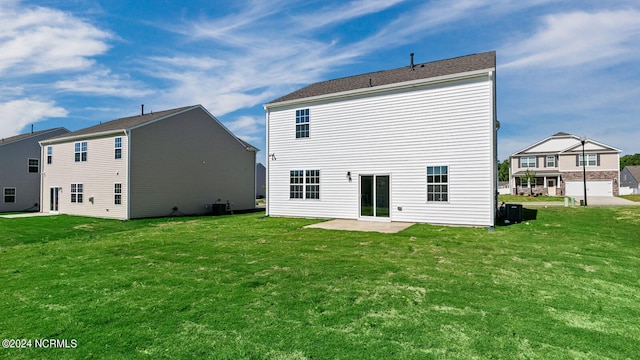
[565,180,612,196]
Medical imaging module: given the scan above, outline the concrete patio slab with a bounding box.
[304,219,415,233]
[0,212,55,218]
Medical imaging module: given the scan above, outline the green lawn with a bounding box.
[620,194,640,202]
[1,209,639,359]
[499,194,565,203]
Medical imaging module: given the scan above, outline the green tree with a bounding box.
[520,169,536,196]
[620,153,640,170]
[499,159,510,181]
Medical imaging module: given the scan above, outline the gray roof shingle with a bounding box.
[0,127,69,147]
[625,166,640,182]
[46,105,195,141]
[267,51,496,104]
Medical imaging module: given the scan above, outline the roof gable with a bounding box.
[267,51,496,105]
[512,132,620,156]
[623,166,640,182]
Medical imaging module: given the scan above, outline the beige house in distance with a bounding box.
[40,105,258,219]
[510,132,620,197]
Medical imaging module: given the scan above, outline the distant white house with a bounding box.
[0,127,69,213]
[510,132,620,197]
[40,105,258,219]
[264,51,498,227]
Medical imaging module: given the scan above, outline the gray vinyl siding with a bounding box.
[128,107,255,219]
[0,128,68,212]
[267,74,495,226]
[41,134,128,219]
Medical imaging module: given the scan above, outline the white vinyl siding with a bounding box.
[267,74,495,226]
[41,135,128,219]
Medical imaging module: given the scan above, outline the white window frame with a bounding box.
[115,137,122,159]
[305,170,320,199]
[47,146,52,164]
[427,165,449,202]
[295,109,310,139]
[290,170,304,199]
[545,155,556,167]
[520,156,536,168]
[71,183,83,203]
[579,154,597,167]
[114,183,122,205]
[75,141,87,162]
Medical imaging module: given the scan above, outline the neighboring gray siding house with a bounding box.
[620,166,640,194]
[0,127,69,212]
[256,163,266,198]
[40,105,258,219]
[264,51,498,227]
[510,132,620,197]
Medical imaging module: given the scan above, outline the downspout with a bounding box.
[265,107,270,216]
[126,129,131,220]
[491,69,498,228]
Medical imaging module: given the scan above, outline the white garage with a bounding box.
[565,180,612,197]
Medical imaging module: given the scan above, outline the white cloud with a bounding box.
[293,0,406,30]
[0,2,112,76]
[223,115,264,143]
[0,99,68,138]
[54,68,155,97]
[502,9,640,69]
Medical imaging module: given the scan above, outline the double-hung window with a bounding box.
[4,188,16,203]
[545,155,556,168]
[75,142,87,162]
[114,183,122,205]
[427,166,448,202]
[71,183,83,203]
[295,109,309,138]
[290,169,320,199]
[28,159,39,173]
[520,156,536,168]
[305,170,320,199]
[579,154,597,167]
[115,137,122,159]
[47,146,52,164]
[290,170,304,199]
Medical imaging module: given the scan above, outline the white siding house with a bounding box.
[40,105,258,219]
[264,52,498,227]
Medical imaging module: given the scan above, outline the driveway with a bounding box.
[571,196,639,206]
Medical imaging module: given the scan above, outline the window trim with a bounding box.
[3,187,16,203]
[114,183,122,205]
[295,109,310,139]
[74,141,87,162]
[47,146,52,164]
[427,165,449,202]
[520,156,536,168]
[545,155,556,168]
[579,154,597,167]
[289,169,320,200]
[115,137,122,160]
[71,183,83,203]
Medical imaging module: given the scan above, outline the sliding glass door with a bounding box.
[360,175,389,218]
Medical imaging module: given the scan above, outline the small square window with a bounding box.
[28,158,39,173]
[4,188,16,203]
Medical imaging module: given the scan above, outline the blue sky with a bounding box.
[2,0,639,163]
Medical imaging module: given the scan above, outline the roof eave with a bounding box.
[40,129,127,145]
[264,67,495,110]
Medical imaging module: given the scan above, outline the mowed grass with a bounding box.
[498,194,565,203]
[1,208,639,359]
